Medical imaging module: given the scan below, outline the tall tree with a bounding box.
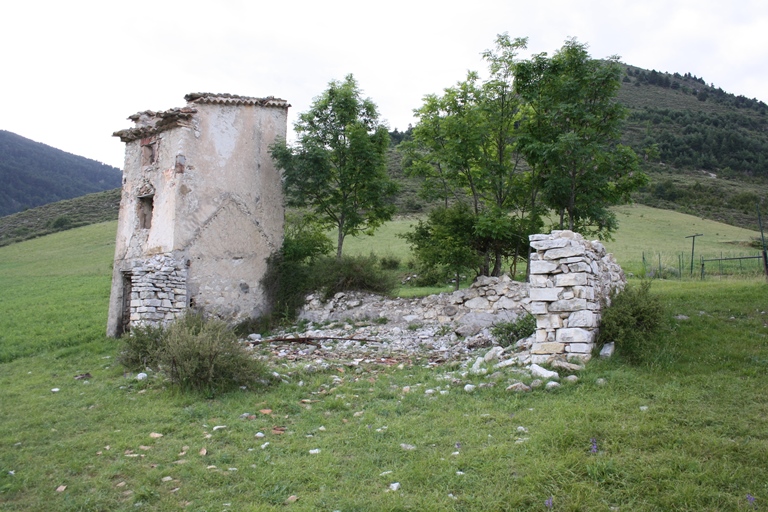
[403,34,539,276]
[270,75,397,259]
[515,39,646,239]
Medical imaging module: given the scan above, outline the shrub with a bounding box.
[158,313,268,395]
[118,314,268,395]
[117,323,166,370]
[491,314,536,347]
[597,280,665,363]
[310,255,397,300]
[379,255,401,270]
[50,216,72,230]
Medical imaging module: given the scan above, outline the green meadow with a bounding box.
[1,207,767,511]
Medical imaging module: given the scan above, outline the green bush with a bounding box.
[158,314,268,395]
[379,255,401,270]
[118,314,268,395]
[310,255,397,300]
[597,280,665,363]
[491,314,536,347]
[117,323,166,370]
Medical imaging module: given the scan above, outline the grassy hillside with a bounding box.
[1,217,767,510]
[0,188,121,247]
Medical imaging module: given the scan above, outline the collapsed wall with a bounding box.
[528,230,626,362]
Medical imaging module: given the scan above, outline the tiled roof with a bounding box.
[113,107,197,142]
[184,92,289,108]
[113,93,289,142]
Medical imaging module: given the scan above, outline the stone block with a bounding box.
[529,260,559,274]
[465,297,491,310]
[529,275,550,287]
[565,342,593,353]
[568,262,592,273]
[567,310,596,328]
[532,342,566,354]
[536,315,563,330]
[555,272,588,287]
[495,296,518,310]
[556,328,594,344]
[529,234,551,241]
[549,298,587,312]
[543,245,586,260]
[529,288,561,302]
[535,329,547,342]
[530,238,570,251]
[528,302,548,315]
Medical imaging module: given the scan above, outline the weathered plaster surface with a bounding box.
[107,94,288,336]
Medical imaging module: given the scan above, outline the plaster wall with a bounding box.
[107,94,288,337]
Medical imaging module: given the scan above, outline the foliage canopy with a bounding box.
[270,74,398,259]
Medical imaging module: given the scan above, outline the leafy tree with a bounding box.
[270,74,397,259]
[515,39,646,239]
[401,203,481,289]
[403,34,539,276]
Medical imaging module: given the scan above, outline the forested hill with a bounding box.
[0,130,122,217]
[615,65,767,229]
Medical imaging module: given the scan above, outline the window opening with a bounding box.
[138,194,154,229]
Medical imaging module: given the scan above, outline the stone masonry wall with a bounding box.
[528,230,625,363]
[129,254,188,327]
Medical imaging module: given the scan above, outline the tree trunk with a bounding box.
[336,227,345,260]
[491,250,503,277]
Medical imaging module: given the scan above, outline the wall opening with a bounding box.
[141,142,157,166]
[138,194,154,229]
[118,272,132,337]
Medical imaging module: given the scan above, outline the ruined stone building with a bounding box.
[106,93,289,337]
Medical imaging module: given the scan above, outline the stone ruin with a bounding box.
[104,94,626,363]
[292,230,625,363]
[527,230,625,362]
[106,93,289,337]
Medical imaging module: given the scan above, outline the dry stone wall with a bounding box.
[128,254,188,326]
[528,230,625,362]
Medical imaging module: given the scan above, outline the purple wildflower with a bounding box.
[544,496,553,508]
[591,438,598,454]
[747,494,756,508]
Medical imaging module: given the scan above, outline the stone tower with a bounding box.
[106,93,289,337]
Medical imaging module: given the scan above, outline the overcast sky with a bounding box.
[2,0,767,169]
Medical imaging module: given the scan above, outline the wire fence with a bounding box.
[637,251,766,280]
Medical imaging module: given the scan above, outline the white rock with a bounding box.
[483,346,504,362]
[51,388,60,393]
[464,384,477,393]
[545,381,561,390]
[529,364,559,380]
[255,432,265,438]
[309,449,321,454]
[136,373,148,381]
[599,342,615,358]
[564,375,579,384]
[389,482,401,491]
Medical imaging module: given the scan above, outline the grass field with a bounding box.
[1,209,767,510]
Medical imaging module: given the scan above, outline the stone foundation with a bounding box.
[528,230,625,362]
[127,254,188,327]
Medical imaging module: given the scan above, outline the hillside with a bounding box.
[616,66,768,230]
[0,188,120,247]
[0,130,122,217]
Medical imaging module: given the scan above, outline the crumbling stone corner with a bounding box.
[527,230,626,363]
